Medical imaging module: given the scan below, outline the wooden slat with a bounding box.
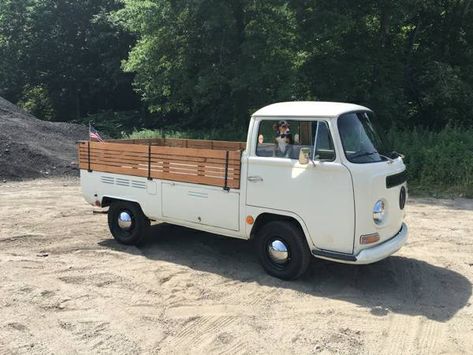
[79,160,240,178]
[107,137,246,152]
[79,149,241,167]
[78,140,241,189]
[77,164,240,189]
[82,141,240,160]
[80,156,241,171]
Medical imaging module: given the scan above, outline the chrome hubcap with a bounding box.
[118,211,132,230]
[267,239,289,264]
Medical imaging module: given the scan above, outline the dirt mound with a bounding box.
[0,96,88,180]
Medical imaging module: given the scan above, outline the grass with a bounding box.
[124,128,247,141]
[124,126,473,197]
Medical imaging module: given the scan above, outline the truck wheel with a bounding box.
[256,221,311,280]
[107,201,150,245]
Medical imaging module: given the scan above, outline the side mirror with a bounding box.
[298,147,311,165]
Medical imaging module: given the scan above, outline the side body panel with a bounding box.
[80,170,245,239]
[161,182,240,231]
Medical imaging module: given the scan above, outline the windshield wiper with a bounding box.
[350,150,396,163]
[349,151,379,159]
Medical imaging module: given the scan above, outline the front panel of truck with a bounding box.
[245,117,356,254]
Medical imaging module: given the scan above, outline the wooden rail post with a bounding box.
[87,141,92,172]
[223,150,230,191]
[147,142,152,180]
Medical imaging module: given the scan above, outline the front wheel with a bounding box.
[256,221,311,280]
[107,201,150,245]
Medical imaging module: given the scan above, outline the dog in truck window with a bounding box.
[274,120,294,157]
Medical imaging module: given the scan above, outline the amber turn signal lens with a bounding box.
[246,216,254,225]
[360,233,380,245]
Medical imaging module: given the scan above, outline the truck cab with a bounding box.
[79,101,408,280]
[244,102,407,275]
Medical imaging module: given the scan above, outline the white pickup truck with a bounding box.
[79,101,408,280]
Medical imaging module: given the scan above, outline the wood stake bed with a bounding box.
[78,138,244,189]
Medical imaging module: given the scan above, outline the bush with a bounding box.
[17,85,54,120]
[388,127,473,197]
[75,110,148,138]
[125,128,247,142]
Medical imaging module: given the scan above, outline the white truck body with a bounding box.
[80,102,408,277]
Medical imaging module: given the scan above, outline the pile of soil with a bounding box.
[0,96,88,181]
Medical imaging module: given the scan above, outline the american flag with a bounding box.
[89,124,104,142]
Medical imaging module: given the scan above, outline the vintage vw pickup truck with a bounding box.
[78,102,408,280]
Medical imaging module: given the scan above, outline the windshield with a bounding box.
[337,111,389,164]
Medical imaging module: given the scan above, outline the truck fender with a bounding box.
[101,195,140,208]
[247,209,315,249]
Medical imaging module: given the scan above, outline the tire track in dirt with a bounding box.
[161,311,241,353]
[417,319,443,355]
[381,314,444,355]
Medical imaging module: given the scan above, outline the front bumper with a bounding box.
[312,222,408,265]
[355,222,408,264]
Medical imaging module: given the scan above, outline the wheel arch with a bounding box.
[249,211,314,249]
[101,196,140,208]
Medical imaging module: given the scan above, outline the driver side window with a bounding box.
[255,119,335,161]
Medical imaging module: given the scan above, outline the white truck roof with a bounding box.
[252,101,371,118]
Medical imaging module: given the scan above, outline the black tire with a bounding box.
[256,220,311,280]
[107,201,150,245]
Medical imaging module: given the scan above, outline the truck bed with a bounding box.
[78,138,245,189]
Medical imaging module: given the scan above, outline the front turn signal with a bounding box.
[360,233,380,245]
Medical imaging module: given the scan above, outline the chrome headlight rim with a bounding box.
[373,199,386,225]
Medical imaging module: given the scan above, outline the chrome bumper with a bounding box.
[355,223,408,264]
[312,223,408,265]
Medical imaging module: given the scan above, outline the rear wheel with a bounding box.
[256,221,311,280]
[107,201,150,245]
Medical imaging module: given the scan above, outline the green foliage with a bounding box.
[0,0,140,121]
[2,0,473,131]
[75,110,150,138]
[111,0,473,130]
[114,0,299,128]
[387,126,473,197]
[125,128,247,142]
[17,85,54,120]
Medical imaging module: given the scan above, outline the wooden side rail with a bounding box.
[78,141,241,189]
[107,137,246,151]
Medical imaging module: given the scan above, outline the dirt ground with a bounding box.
[0,178,472,354]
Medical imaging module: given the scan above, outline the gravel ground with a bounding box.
[0,178,472,354]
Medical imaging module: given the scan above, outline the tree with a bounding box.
[115,0,300,129]
[0,0,139,121]
[1,0,472,129]
[292,0,473,128]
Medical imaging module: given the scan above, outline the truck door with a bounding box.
[246,118,355,254]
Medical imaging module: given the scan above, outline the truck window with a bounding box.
[256,120,335,161]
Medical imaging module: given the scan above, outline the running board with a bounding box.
[312,249,357,262]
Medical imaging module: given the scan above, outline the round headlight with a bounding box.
[373,200,385,225]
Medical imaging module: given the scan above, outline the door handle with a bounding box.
[247,176,263,182]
